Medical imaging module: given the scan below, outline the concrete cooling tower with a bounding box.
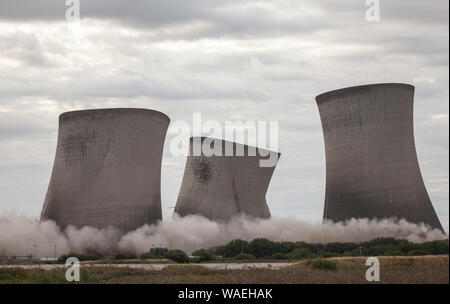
[174,137,280,221]
[316,83,444,231]
[41,108,170,232]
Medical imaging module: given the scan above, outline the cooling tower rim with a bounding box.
[59,108,170,122]
[190,136,281,156]
[315,83,415,105]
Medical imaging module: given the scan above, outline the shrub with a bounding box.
[112,252,138,260]
[215,239,251,258]
[418,240,449,255]
[234,253,256,260]
[383,250,403,256]
[166,250,190,263]
[288,248,317,260]
[139,247,169,259]
[342,249,360,257]
[311,259,337,271]
[249,238,278,258]
[139,252,154,259]
[186,238,448,262]
[277,242,296,254]
[192,249,216,262]
[58,253,102,263]
[271,252,289,260]
[322,252,339,258]
[366,237,404,247]
[324,242,358,254]
[367,245,400,256]
[150,247,169,258]
[408,249,430,256]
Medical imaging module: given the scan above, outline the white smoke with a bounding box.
[0,211,70,258]
[118,214,447,254]
[0,211,447,258]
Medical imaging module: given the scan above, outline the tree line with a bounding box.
[58,237,448,263]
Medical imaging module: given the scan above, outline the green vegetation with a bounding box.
[311,259,337,271]
[138,252,154,259]
[139,247,169,259]
[288,248,317,259]
[51,237,447,265]
[191,249,216,262]
[234,253,256,260]
[112,252,138,260]
[213,238,448,260]
[214,239,252,258]
[58,253,102,262]
[165,250,189,264]
[407,249,430,256]
[271,252,289,259]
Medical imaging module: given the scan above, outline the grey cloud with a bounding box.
[0,31,53,67]
[0,0,447,39]
[0,0,448,231]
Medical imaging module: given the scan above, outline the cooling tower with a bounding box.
[316,83,443,231]
[41,108,170,232]
[174,137,280,221]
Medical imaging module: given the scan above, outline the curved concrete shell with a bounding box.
[316,83,443,231]
[41,108,170,232]
[174,137,280,221]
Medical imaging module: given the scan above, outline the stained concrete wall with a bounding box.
[174,137,280,221]
[41,108,170,232]
[316,83,444,231]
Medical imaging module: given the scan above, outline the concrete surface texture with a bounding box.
[41,108,170,232]
[316,83,444,231]
[174,137,280,221]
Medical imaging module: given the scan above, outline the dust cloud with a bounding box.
[0,211,447,257]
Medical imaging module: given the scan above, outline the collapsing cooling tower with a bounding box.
[316,83,443,231]
[174,137,280,221]
[41,108,170,232]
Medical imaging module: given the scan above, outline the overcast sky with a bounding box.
[0,0,448,231]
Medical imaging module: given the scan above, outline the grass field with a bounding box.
[0,255,447,284]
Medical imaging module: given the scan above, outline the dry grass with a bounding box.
[0,255,447,284]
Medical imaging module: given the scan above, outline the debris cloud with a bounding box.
[0,211,447,257]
